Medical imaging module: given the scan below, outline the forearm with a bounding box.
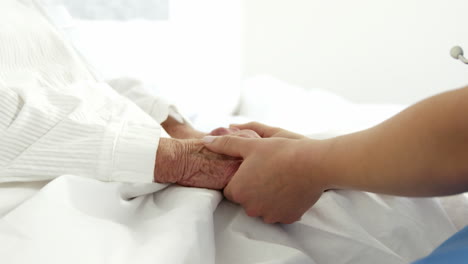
[154,138,185,183]
[313,86,468,196]
[0,83,160,184]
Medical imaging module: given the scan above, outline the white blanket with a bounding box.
[1,176,219,263]
[0,174,460,264]
[2,78,467,263]
[1,2,466,262]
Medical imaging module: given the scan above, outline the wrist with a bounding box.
[312,132,369,191]
[154,138,185,183]
[298,137,344,191]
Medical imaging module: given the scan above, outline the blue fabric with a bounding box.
[412,226,468,264]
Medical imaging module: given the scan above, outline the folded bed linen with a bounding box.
[0,172,462,264]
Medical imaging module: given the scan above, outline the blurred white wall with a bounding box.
[61,0,169,20]
[242,0,468,104]
[69,0,242,118]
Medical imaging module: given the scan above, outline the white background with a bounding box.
[64,0,468,107]
[243,0,468,104]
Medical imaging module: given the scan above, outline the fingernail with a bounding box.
[202,136,217,143]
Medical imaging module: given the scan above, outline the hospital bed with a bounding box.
[1,2,468,264]
[2,75,468,264]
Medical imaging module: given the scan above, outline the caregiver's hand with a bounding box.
[228,122,305,140]
[209,126,261,138]
[202,134,331,224]
[202,86,468,214]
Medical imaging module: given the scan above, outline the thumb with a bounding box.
[202,135,249,158]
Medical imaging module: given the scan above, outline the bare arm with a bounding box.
[319,86,468,196]
[202,86,468,223]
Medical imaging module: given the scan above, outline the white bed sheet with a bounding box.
[1,76,467,264]
[0,176,462,264]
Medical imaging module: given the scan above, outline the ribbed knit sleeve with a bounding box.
[0,0,162,183]
[0,80,161,183]
[106,77,187,125]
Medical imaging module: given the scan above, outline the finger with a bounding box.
[202,135,251,157]
[223,178,248,204]
[232,129,261,139]
[230,122,281,138]
[210,127,243,136]
[244,206,261,218]
[223,182,236,202]
[262,215,277,224]
[209,127,231,136]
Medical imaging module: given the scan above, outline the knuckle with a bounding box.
[245,207,260,217]
[220,136,233,149]
[235,129,259,139]
[262,215,277,224]
[245,129,261,138]
[210,127,229,136]
[247,121,261,130]
[250,121,261,126]
[224,186,243,203]
[270,125,282,133]
[223,186,235,201]
[262,213,302,225]
[280,217,300,225]
[234,192,247,204]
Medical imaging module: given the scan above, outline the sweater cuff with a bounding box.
[149,98,191,126]
[110,122,161,183]
[148,97,171,124]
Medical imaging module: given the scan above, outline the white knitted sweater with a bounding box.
[0,0,174,183]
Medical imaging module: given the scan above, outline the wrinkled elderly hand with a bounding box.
[154,138,240,189]
[153,128,260,189]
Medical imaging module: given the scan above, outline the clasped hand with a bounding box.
[203,122,331,224]
[154,123,260,189]
[155,119,329,224]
